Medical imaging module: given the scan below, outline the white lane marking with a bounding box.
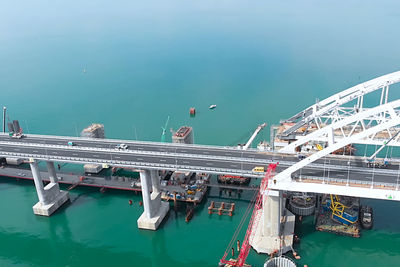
[206,162,213,165]
[72,153,79,156]
[33,150,39,153]
[230,164,238,167]
[137,158,143,161]
[93,154,99,157]
[183,161,190,164]
[13,148,20,151]
[114,156,121,159]
[181,150,187,153]
[52,151,58,154]
[337,174,345,177]
[160,159,166,162]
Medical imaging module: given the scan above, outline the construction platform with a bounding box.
[315,211,360,237]
[0,165,210,204]
[208,201,235,216]
[315,195,361,238]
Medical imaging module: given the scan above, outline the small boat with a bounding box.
[209,104,217,109]
[359,205,373,229]
[83,68,87,74]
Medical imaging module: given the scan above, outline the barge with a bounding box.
[0,163,209,204]
[217,174,250,186]
[315,194,361,237]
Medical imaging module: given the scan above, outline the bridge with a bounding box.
[2,70,400,255]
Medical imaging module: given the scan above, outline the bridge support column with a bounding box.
[46,161,58,184]
[30,160,69,216]
[250,190,295,254]
[137,169,169,230]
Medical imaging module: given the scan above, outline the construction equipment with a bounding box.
[367,129,400,163]
[8,119,24,139]
[243,123,266,150]
[220,163,277,267]
[2,107,6,133]
[327,195,358,225]
[161,116,170,143]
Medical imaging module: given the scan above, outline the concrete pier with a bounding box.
[30,160,69,216]
[250,190,295,254]
[137,169,169,230]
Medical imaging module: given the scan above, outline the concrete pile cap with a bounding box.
[82,123,104,132]
[174,126,191,137]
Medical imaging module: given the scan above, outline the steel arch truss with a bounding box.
[276,99,400,182]
[280,70,400,137]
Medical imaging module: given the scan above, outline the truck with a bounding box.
[366,158,389,168]
[252,166,265,173]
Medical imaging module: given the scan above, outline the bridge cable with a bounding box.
[222,189,258,261]
[222,192,255,261]
[397,164,400,190]
[385,146,389,159]
[363,144,368,158]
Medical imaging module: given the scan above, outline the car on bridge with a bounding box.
[115,143,128,150]
[297,154,306,160]
[9,132,24,139]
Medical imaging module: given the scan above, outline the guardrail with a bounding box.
[0,150,265,178]
[2,141,399,178]
[298,175,400,190]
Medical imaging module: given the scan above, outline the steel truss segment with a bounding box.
[275,111,400,184]
[282,70,400,136]
[280,99,400,153]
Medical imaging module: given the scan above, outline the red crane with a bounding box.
[220,163,277,267]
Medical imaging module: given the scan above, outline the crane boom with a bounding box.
[161,116,170,143]
[219,163,277,267]
[368,129,400,161]
[243,123,267,150]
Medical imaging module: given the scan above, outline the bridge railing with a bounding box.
[297,175,400,190]
[0,150,266,178]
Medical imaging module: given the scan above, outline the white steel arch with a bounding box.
[276,99,400,182]
[281,70,400,137]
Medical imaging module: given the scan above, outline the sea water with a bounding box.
[1,1,400,266]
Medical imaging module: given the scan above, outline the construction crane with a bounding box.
[242,123,267,150]
[161,116,170,143]
[220,163,277,267]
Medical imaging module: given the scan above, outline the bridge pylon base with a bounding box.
[250,190,295,254]
[137,201,169,230]
[250,208,295,254]
[30,161,70,216]
[33,188,69,216]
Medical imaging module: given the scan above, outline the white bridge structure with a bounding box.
[253,70,400,255]
[3,71,400,258]
[272,70,400,201]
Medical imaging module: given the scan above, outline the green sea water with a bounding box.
[1,0,400,266]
